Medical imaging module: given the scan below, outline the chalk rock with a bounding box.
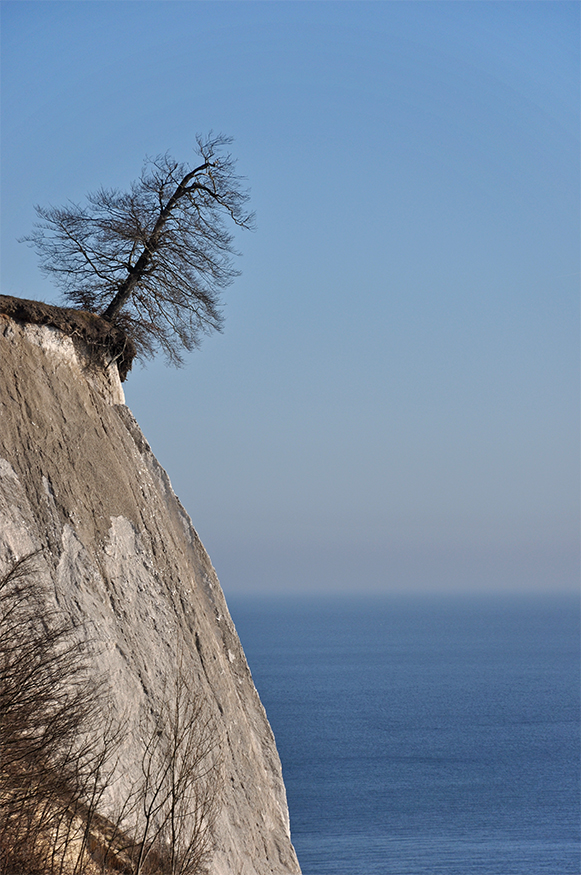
[0,311,301,875]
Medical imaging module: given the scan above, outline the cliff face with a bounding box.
[0,312,300,875]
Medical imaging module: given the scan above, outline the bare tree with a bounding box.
[24,134,253,365]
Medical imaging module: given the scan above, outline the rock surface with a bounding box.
[0,312,301,875]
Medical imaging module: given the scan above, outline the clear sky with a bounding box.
[1,1,578,595]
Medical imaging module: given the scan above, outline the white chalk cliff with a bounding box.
[0,309,301,875]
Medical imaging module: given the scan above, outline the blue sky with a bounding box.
[1,1,578,594]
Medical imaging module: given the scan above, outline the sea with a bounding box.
[227,593,580,875]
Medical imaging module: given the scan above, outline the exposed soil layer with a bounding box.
[0,295,136,381]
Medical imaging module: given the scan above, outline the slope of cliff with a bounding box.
[0,310,301,875]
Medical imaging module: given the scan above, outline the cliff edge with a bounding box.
[0,309,301,875]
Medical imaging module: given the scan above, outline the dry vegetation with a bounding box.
[0,554,222,875]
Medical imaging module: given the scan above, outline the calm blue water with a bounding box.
[227,594,580,875]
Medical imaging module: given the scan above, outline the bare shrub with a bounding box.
[0,556,221,875]
[0,552,106,874]
[92,661,222,875]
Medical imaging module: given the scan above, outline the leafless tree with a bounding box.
[24,134,253,365]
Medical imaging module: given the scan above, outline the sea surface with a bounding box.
[227,593,580,875]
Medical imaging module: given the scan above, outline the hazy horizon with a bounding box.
[1,1,578,595]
